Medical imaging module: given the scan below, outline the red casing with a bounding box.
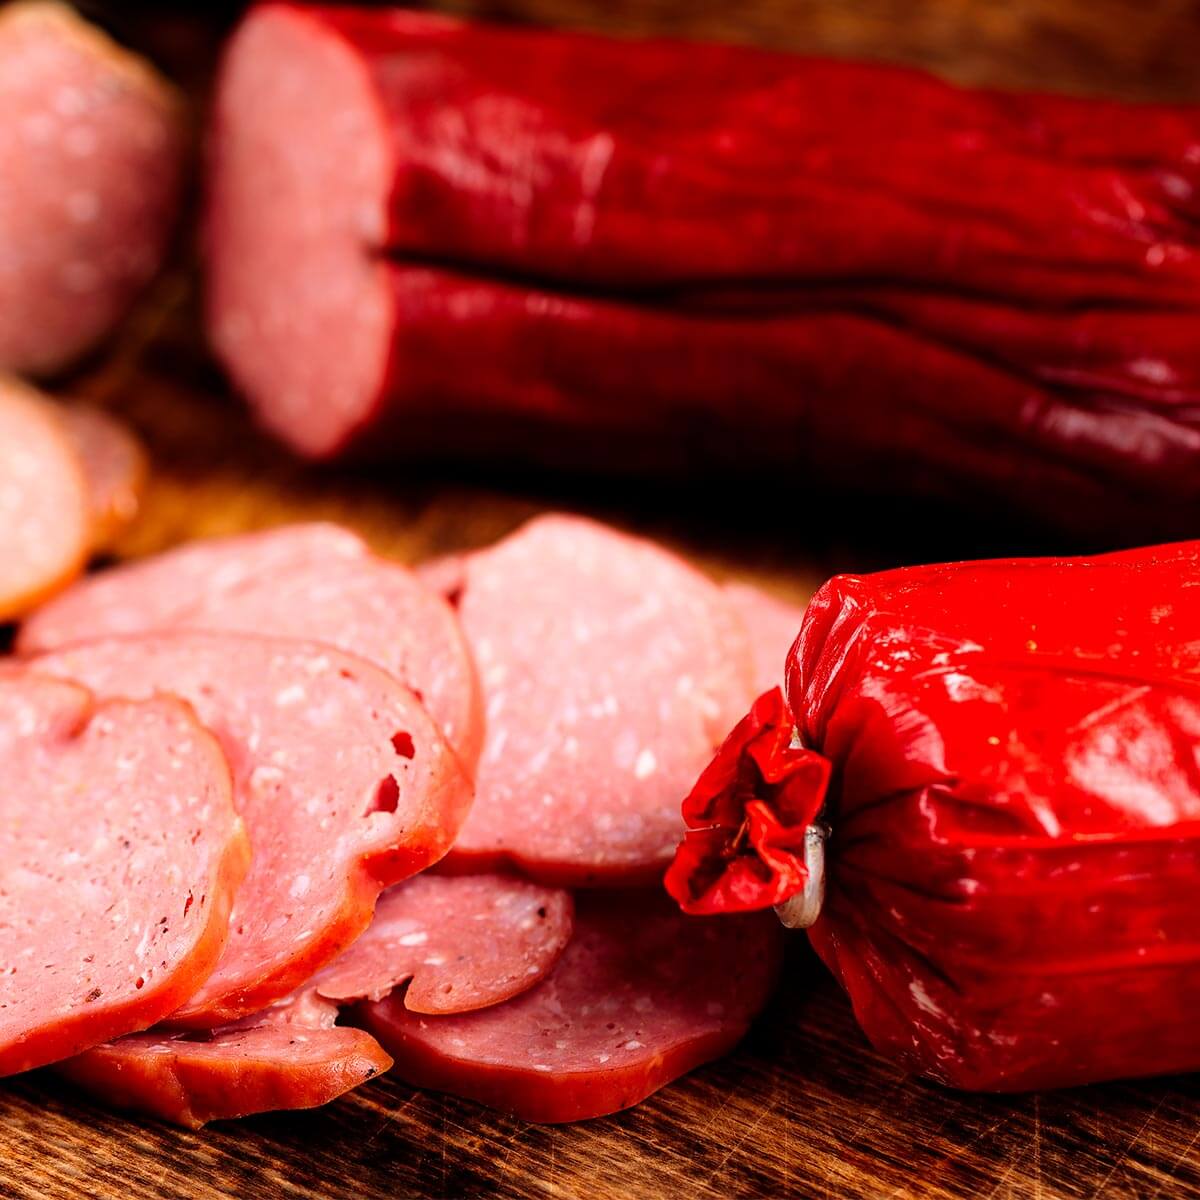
[791,540,1200,1090]
[217,6,1200,533]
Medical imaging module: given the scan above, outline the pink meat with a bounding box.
[414,553,466,604]
[0,675,248,1076]
[18,523,482,768]
[58,993,392,1128]
[19,523,368,652]
[226,983,342,1031]
[315,873,573,1012]
[723,582,806,695]
[26,632,473,1027]
[206,3,392,457]
[0,3,184,374]
[443,515,755,885]
[58,874,565,1124]
[163,556,480,769]
[0,376,89,621]
[358,891,783,1123]
[57,403,147,552]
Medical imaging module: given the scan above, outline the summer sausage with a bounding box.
[183,557,481,768]
[358,891,783,1123]
[0,675,247,1076]
[441,515,754,885]
[18,524,482,767]
[18,522,367,652]
[59,874,567,1124]
[0,376,90,621]
[668,540,1200,1090]
[57,404,147,552]
[0,2,184,375]
[58,868,573,1118]
[59,991,392,1128]
[207,5,1200,535]
[314,873,573,1012]
[26,632,473,1027]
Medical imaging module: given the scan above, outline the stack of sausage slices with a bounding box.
[2,509,801,1128]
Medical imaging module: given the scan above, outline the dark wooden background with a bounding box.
[3,2,1200,1197]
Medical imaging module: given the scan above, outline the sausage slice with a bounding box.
[723,582,806,695]
[59,990,391,1128]
[314,873,573,1013]
[18,522,368,651]
[58,873,570,1124]
[443,515,755,884]
[0,376,89,621]
[27,632,473,1026]
[57,404,147,552]
[18,523,482,768]
[358,891,782,1123]
[0,675,247,1076]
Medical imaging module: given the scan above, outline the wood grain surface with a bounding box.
[3,2,1200,1197]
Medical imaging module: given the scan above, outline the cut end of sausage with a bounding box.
[207,3,393,458]
[0,376,90,621]
[0,675,248,1077]
[0,2,184,374]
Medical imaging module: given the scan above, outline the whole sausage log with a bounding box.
[666,540,1200,1091]
[209,4,1200,533]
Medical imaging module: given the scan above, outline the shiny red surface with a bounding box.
[226,7,1200,530]
[671,540,1200,1090]
[666,688,829,915]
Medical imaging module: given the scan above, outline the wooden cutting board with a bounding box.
[4,3,1200,1196]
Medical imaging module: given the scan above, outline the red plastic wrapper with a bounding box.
[667,688,829,914]
[667,540,1200,1091]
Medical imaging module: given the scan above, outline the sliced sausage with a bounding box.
[26,632,474,1027]
[315,874,573,1013]
[444,515,755,884]
[723,583,805,695]
[57,403,147,552]
[171,557,481,769]
[58,995,391,1128]
[0,674,248,1076]
[358,891,783,1123]
[0,2,184,374]
[0,375,89,621]
[17,523,481,769]
[57,873,568,1123]
[18,522,368,653]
